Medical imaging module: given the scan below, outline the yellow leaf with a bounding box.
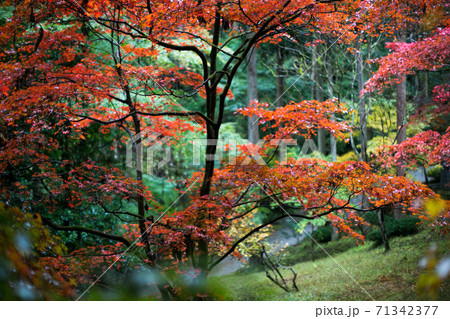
[424,198,446,218]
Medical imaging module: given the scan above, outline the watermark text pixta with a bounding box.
[126,131,323,175]
[316,306,359,317]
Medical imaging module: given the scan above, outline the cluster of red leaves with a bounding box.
[187,158,435,245]
[59,161,154,210]
[372,129,450,171]
[362,27,450,94]
[410,83,450,128]
[153,194,234,264]
[0,0,205,214]
[45,245,125,287]
[0,143,155,214]
[0,1,200,133]
[236,99,352,141]
[1,0,448,295]
[327,213,366,242]
[432,83,450,106]
[360,0,447,36]
[114,0,352,43]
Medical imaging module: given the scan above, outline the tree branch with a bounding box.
[42,217,131,246]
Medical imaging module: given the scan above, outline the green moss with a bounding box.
[209,231,450,301]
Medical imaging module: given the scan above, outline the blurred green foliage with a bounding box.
[0,203,73,300]
[365,213,421,247]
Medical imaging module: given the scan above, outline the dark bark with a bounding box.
[246,32,259,144]
[311,224,315,261]
[378,208,390,252]
[110,18,174,298]
[325,49,337,162]
[395,74,407,219]
[357,41,367,162]
[42,218,131,246]
[276,47,284,109]
[396,78,407,174]
[195,5,225,287]
[311,46,326,155]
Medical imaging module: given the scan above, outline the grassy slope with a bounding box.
[209,231,450,301]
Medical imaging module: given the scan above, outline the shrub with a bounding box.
[363,211,379,225]
[337,150,358,162]
[280,238,356,266]
[312,224,333,243]
[427,165,442,182]
[366,216,421,246]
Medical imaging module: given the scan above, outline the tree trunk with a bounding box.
[357,41,367,162]
[311,224,315,261]
[312,46,326,155]
[330,120,337,161]
[423,166,429,185]
[325,49,337,162]
[247,36,259,144]
[326,48,339,247]
[396,78,407,169]
[276,47,284,109]
[318,129,326,156]
[316,91,325,156]
[195,9,223,292]
[378,208,390,252]
[423,72,429,98]
[396,31,407,178]
[331,227,339,241]
[394,75,407,219]
[112,20,175,297]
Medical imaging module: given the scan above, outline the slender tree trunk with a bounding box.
[197,123,218,285]
[317,132,326,157]
[311,47,316,101]
[423,166,429,185]
[331,227,339,241]
[325,49,337,162]
[423,72,429,98]
[316,92,325,156]
[312,47,326,155]
[358,37,389,248]
[325,49,339,244]
[110,15,175,297]
[396,78,407,173]
[276,47,284,109]
[330,123,337,160]
[247,34,259,144]
[195,8,224,292]
[378,208,390,252]
[396,31,407,178]
[414,73,419,102]
[357,41,367,162]
[394,74,407,219]
[311,224,315,261]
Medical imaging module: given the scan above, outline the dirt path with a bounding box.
[209,222,313,277]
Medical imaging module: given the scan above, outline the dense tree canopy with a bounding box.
[0,0,448,300]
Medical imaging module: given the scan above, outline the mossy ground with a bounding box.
[209,231,450,301]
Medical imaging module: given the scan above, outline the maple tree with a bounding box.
[0,0,448,300]
[362,4,449,183]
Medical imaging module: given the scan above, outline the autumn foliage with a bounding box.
[0,0,448,300]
